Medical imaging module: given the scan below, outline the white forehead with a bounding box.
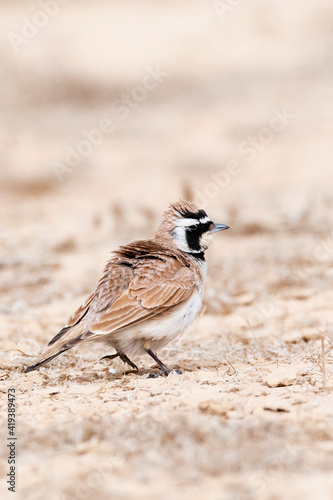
[198,216,211,224]
[174,215,211,227]
[175,218,199,227]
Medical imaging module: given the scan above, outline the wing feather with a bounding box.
[47,292,95,346]
[47,260,134,347]
[67,292,95,326]
[89,259,196,336]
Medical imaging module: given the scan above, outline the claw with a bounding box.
[100,352,138,371]
[100,354,118,361]
[119,353,139,371]
[147,368,182,379]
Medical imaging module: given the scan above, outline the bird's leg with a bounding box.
[100,352,138,371]
[100,353,119,362]
[119,353,139,371]
[145,348,182,378]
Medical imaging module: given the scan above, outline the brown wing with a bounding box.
[47,258,134,346]
[89,258,196,336]
[47,292,94,346]
[67,293,95,326]
[27,259,136,370]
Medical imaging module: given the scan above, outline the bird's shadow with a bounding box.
[20,357,222,385]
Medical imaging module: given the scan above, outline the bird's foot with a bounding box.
[145,347,182,378]
[148,368,182,379]
[119,353,139,371]
[100,354,118,362]
[100,352,138,371]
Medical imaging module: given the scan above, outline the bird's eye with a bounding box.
[187,225,197,231]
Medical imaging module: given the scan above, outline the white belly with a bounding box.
[109,289,203,357]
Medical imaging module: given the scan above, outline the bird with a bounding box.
[25,201,229,377]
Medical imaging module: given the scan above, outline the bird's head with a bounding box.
[156,201,229,256]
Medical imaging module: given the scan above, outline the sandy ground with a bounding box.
[1,1,333,499]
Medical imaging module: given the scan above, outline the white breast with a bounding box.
[147,288,203,342]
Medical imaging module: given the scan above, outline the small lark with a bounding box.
[25,201,229,377]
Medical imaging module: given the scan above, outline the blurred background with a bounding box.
[1,1,333,499]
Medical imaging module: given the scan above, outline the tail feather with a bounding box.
[24,347,70,373]
[24,330,95,373]
[47,326,71,346]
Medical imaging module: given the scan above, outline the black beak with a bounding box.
[209,223,230,233]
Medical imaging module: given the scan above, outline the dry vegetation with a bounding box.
[1,1,333,499]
